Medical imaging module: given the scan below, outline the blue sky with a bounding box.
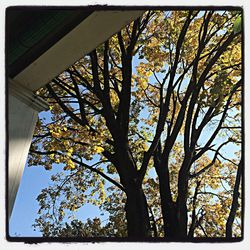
[9,161,106,237]
[9,162,57,236]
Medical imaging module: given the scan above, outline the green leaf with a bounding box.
[234,15,242,34]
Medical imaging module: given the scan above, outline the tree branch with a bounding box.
[226,159,243,238]
[47,83,85,126]
[30,149,125,192]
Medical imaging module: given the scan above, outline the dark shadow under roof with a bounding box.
[6,7,93,77]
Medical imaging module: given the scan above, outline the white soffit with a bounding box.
[13,10,144,91]
[9,79,49,112]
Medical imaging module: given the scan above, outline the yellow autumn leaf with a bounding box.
[66,151,72,157]
[93,146,104,153]
[51,132,60,138]
[140,79,148,90]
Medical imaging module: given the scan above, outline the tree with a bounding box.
[29,9,242,239]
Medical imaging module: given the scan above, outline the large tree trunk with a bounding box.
[116,147,151,238]
[158,169,179,239]
[176,194,188,239]
[156,156,189,240]
[175,162,191,239]
[125,182,151,237]
[159,180,188,240]
[154,152,180,239]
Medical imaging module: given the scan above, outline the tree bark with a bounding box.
[116,147,151,238]
[176,178,189,238]
[125,182,151,238]
[175,156,192,239]
[226,159,243,238]
[157,169,178,239]
[154,147,180,239]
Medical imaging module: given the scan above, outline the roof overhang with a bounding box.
[6,8,94,77]
[7,8,144,91]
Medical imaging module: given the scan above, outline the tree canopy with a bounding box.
[29,9,242,240]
